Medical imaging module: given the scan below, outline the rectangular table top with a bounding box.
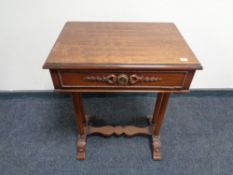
[43,22,202,70]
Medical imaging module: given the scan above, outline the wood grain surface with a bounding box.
[43,22,203,160]
[43,22,202,70]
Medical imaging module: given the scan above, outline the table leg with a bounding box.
[151,93,170,160]
[72,92,87,160]
[151,93,164,123]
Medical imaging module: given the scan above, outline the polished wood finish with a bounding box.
[43,22,202,70]
[72,93,86,134]
[71,93,87,160]
[152,93,164,123]
[56,70,190,90]
[153,93,170,135]
[151,93,170,160]
[43,22,202,160]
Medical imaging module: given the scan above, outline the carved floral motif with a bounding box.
[83,74,162,85]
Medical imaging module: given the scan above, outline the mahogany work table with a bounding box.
[43,22,202,160]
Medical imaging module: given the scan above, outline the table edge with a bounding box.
[43,63,203,70]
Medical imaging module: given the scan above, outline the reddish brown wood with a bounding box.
[49,69,61,89]
[71,93,88,160]
[43,22,203,160]
[58,70,187,88]
[88,125,151,136]
[43,22,202,70]
[55,88,189,93]
[71,93,86,134]
[153,93,171,135]
[183,70,195,89]
[49,69,195,92]
[152,93,164,123]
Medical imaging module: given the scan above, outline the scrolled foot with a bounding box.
[76,134,86,160]
[152,135,161,160]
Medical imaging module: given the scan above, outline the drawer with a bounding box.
[52,70,193,90]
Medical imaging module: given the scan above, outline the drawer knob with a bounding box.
[117,74,129,85]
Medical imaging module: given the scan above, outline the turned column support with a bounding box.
[72,92,87,160]
[151,93,171,160]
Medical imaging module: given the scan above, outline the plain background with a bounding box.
[0,0,233,90]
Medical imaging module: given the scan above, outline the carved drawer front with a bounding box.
[56,70,189,90]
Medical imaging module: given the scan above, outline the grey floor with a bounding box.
[0,91,233,175]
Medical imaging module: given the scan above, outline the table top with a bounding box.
[43,22,202,70]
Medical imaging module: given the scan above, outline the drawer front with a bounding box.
[54,70,191,90]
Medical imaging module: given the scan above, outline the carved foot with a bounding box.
[76,134,87,160]
[152,135,161,160]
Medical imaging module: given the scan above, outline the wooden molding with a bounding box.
[82,74,162,85]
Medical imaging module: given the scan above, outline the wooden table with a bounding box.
[43,22,202,160]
